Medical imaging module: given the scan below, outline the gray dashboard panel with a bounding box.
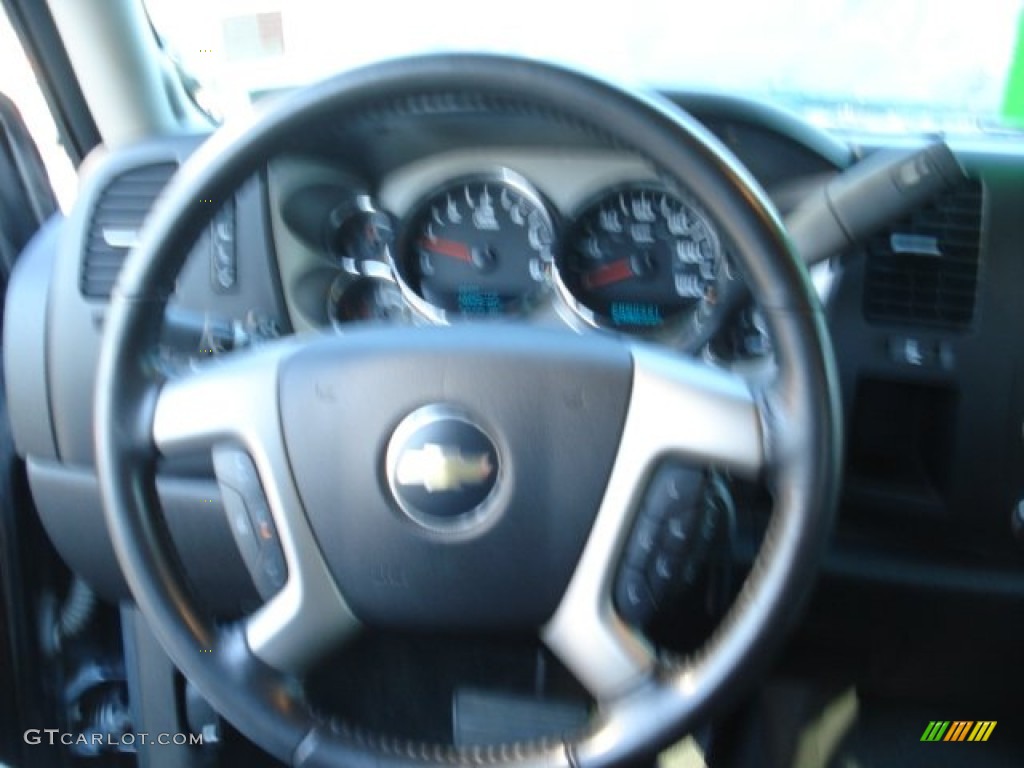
[43,135,284,465]
[3,217,60,460]
[28,458,257,609]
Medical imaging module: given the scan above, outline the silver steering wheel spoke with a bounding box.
[152,341,359,674]
[543,345,766,702]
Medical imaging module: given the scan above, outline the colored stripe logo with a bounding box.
[921,721,996,742]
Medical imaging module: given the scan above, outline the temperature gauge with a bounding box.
[327,277,413,328]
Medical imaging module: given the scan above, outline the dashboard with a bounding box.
[276,148,749,354]
[6,90,1024,616]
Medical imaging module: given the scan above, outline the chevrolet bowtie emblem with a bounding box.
[386,406,501,528]
[396,443,494,493]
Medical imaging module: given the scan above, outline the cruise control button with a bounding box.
[212,446,288,598]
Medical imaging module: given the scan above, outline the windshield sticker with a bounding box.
[222,12,284,61]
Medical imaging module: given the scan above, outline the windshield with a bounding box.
[146,0,1024,136]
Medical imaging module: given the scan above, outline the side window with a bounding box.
[0,6,78,212]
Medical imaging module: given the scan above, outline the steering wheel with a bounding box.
[95,54,841,767]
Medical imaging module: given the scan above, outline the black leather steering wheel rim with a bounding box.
[94,53,842,767]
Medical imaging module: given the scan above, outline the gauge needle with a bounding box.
[421,236,472,263]
[583,258,633,289]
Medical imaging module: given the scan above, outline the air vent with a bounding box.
[863,179,983,330]
[80,162,177,298]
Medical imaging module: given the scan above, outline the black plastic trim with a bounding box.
[665,90,854,172]
[825,545,1024,598]
[27,458,259,612]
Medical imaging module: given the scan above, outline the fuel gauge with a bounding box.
[327,276,413,328]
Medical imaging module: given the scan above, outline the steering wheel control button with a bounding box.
[212,447,288,598]
[647,553,680,596]
[386,405,501,531]
[615,463,729,627]
[614,566,658,626]
[624,517,660,567]
[219,485,259,562]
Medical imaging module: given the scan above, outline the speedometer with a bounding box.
[394,173,555,321]
[556,185,721,332]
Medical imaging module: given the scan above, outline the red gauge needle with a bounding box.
[421,236,472,263]
[583,258,634,289]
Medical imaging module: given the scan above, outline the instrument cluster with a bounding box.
[318,167,741,348]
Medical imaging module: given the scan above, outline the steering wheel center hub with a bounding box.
[277,327,631,630]
[386,405,502,530]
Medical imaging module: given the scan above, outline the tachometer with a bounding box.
[556,185,721,332]
[394,173,555,320]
